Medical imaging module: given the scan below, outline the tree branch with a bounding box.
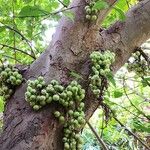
[112,115,150,150]
[0,44,36,59]
[99,0,150,73]
[86,120,109,150]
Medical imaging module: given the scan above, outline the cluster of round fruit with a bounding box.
[89,51,115,97]
[0,64,23,100]
[26,77,86,149]
[127,51,149,76]
[58,81,85,108]
[85,1,98,21]
[25,77,64,110]
[53,81,85,150]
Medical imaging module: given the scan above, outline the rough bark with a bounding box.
[0,0,150,150]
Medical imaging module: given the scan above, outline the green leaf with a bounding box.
[133,119,150,133]
[69,71,83,80]
[0,98,4,112]
[113,6,126,21]
[106,72,116,87]
[23,0,32,3]
[0,26,5,32]
[113,90,123,98]
[63,11,75,21]
[63,0,70,6]
[142,77,150,87]
[19,5,48,17]
[93,0,109,10]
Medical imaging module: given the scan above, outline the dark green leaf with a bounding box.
[142,77,150,87]
[113,90,123,98]
[133,119,150,133]
[0,98,4,112]
[106,72,116,87]
[63,0,70,6]
[19,5,48,17]
[23,0,32,3]
[0,26,5,32]
[63,11,75,21]
[69,71,83,80]
[93,0,109,10]
[113,6,126,21]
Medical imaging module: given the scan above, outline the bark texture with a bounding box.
[0,0,150,149]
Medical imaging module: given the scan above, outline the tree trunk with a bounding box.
[0,0,150,149]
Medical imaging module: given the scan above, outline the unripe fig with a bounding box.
[33,105,40,111]
[37,84,43,89]
[66,91,72,97]
[53,94,60,101]
[38,76,44,81]
[74,112,80,118]
[86,15,91,20]
[40,100,46,106]
[41,89,47,95]
[40,95,46,101]
[92,8,98,14]
[89,2,95,7]
[30,95,36,101]
[70,80,78,86]
[91,15,97,21]
[68,110,74,116]
[84,6,90,10]
[54,111,61,118]
[16,79,22,85]
[64,142,70,149]
[51,80,59,85]
[1,71,7,77]
[46,97,52,103]
[86,8,92,14]
[59,116,65,123]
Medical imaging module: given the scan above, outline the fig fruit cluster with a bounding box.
[127,51,149,77]
[0,64,23,100]
[85,1,98,21]
[26,78,86,150]
[25,77,65,110]
[89,51,115,98]
[54,81,85,150]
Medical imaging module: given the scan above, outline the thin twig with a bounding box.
[12,0,17,64]
[2,54,22,64]
[0,59,4,65]
[112,114,150,150]
[15,4,83,19]
[122,77,150,120]
[136,47,150,65]
[100,112,105,138]
[107,101,145,120]
[0,22,36,58]
[58,0,68,7]
[0,44,36,59]
[86,120,109,150]
[125,0,130,8]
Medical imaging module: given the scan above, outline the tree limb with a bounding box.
[112,115,150,150]
[0,44,36,59]
[86,120,109,150]
[99,0,150,73]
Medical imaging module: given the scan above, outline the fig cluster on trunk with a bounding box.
[25,79,86,150]
[89,51,115,98]
[0,64,23,100]
[127,51,149,77]
[85,1,98,21]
